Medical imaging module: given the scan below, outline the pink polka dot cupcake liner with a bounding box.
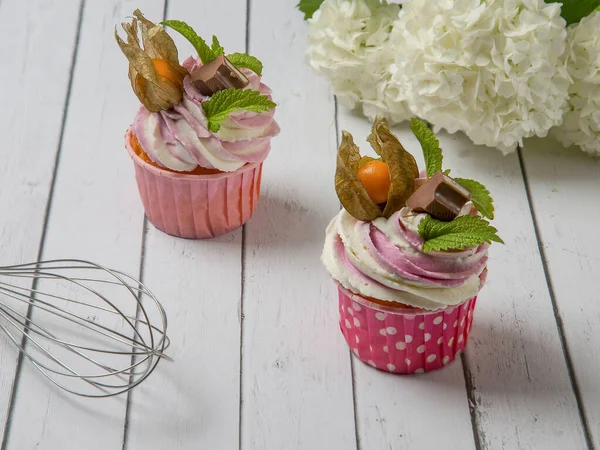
[337,284,477,374]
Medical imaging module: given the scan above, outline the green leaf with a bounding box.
[161,20,215,63]
[297,0,325,19]
[211,35,224,56]
[418,215,503,252]
[547,0,600,24]
[410,118,443,178]
[454,178,495,220]
[202,89,276,132]
[227,53,263,76]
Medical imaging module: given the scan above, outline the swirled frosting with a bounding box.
[132,56,279,172]
[322,207,488,310]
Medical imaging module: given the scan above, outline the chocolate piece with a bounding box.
[407,171,472,221]
[190,55,249,96]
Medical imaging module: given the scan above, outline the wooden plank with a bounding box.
[0,0,82,445]
[4,1,163,449]
[520,137,600,448]
[241,2,356,449]
[338,112,476,450]
[438,132,588,449]
[123,1,247,449]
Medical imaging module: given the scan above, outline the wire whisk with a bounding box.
[0,259,169,398]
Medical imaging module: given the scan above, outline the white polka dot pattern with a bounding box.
[337,284,478,375]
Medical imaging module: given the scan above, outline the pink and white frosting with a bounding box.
[132,56,279,172]
[322,207,488,310]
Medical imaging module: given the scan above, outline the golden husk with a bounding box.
[367,117,419,218]
[335,132,383,221]
[115,10,188,112]
[335,117,419,221]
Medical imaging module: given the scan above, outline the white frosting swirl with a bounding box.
[132,56,279,172]
[322,208,488,310]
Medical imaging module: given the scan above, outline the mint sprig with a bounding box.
[297,0,325,20]
[161,20,215,63]
[547,0,600,25]
[202,89,276,132]
[161,20,265,77]
[454,178,495,220]
[211,36,224,56]
[410,118,442,178]
[227,53,263,76]
[418,215,503,253]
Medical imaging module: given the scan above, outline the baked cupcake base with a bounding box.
[337,283,477,374]
[126,129,263,239]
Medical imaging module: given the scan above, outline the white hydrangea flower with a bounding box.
[306,0,411,122]
[389,0,571,153]
[555,11,600,156]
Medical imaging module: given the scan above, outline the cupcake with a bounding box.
[116,10,279,239]
[322,117,502,374]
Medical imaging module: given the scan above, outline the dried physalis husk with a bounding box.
[115,9,188,112]
[335,132,383,221]
[367,117,419,218]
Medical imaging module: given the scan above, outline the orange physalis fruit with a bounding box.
[152,58,180,85]
[357,160,391,205]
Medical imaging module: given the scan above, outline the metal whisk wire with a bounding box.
[0,259,170,398]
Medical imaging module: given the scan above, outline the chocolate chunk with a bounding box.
[190,55,249,96]
[407,171,472,221]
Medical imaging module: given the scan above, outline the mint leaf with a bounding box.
[455,178,495,220]
[211,35,224,56]
[418,215,503,252]
[227,53,263,76]
[297,0,325,19]
[161,20,215,63]
[410,118,443,178]
[202,89,276,132]
[547,0,600,24]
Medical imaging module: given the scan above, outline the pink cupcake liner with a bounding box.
[125,129,264,239]
[337,283,477,375]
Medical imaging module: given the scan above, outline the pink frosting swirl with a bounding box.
[322,208,488,310]
[132,56,279,172]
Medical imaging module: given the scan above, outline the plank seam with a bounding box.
[333,97,361,450]
[121,217,149,450]
[122,2,168,447]
[239,1,251,448]
[0,1,86,448]
[461,351,483,450]
[517,147,595,450]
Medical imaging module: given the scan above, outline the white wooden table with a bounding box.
[1,0,599,449]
